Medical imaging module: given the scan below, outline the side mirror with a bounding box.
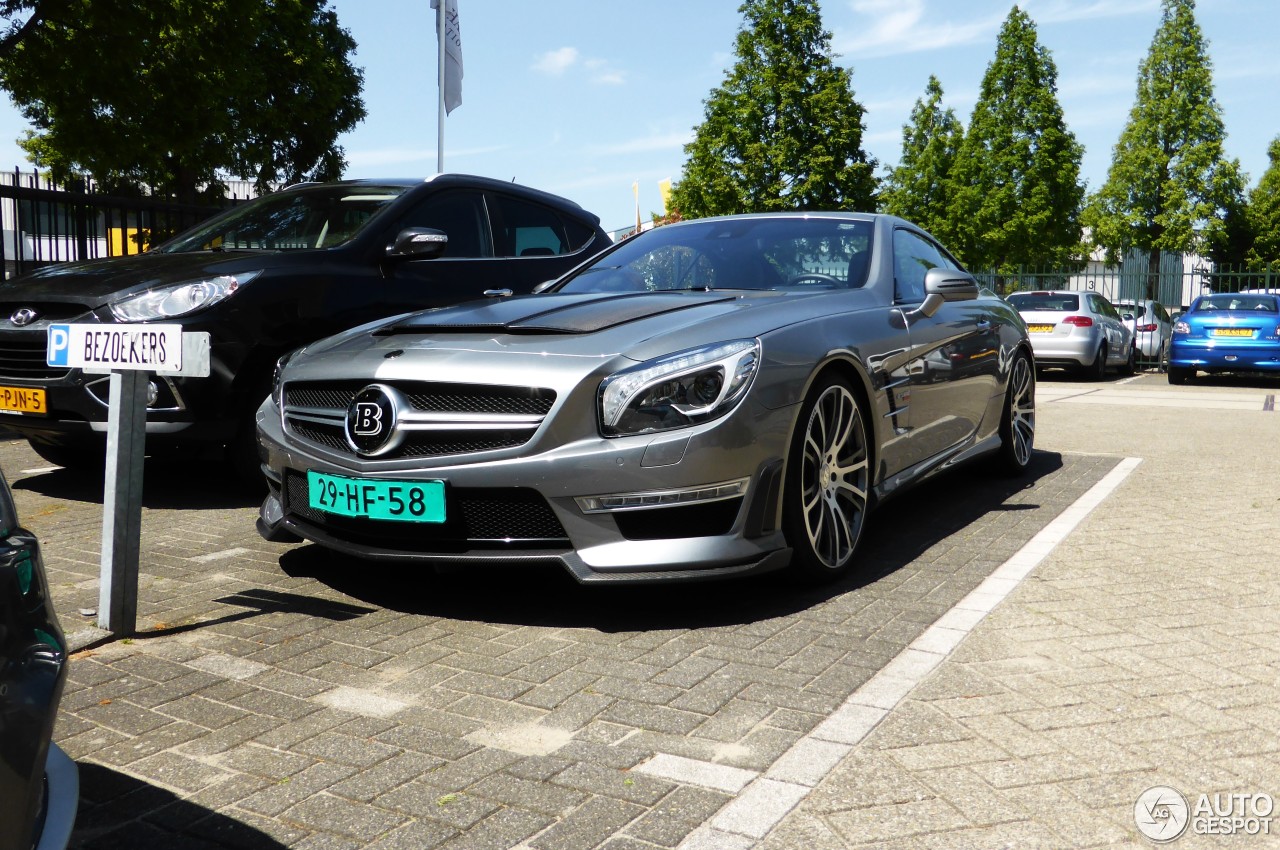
[532,280,557,294]
[386,227,448,260]
[913,268,979,318]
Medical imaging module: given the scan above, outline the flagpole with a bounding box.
[436,0,446,173]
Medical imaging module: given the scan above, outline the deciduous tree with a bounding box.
[881,75,962,245]
[1083,0,1245,295]
[668,0,877,218]
[1244,137,1280,267]
[948,6,1084,271]
[0,0,365,202]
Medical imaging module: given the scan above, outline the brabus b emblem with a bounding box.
[345,384,402,456]
[352,402,383,436]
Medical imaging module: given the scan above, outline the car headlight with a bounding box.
[599,339,760,437]
[1173,320,1189,335]
[109,271,260,321]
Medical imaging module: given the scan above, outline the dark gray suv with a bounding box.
[0,174,611,480]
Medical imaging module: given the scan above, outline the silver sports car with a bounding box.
[256,213,1035,583]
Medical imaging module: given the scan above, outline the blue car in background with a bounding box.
[0,469,77,850]
[1169,292,1280,384]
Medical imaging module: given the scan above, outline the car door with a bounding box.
[1091,294,1130,364]
[383,189,600,309]
[891,228,995,468]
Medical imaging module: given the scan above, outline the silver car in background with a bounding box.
[1006,289,1135,379]
[1113,298,1173,366]
[257,213,1036,584]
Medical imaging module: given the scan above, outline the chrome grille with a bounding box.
[282,379,556,460]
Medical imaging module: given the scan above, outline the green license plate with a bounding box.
[307,470,446,523]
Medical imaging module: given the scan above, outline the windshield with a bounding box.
[1007,292,1079,311]
[554,217,874,294]
[1193,294,1279,313]
[157,184,410,253]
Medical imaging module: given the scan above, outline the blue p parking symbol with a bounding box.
[46,323,71,367]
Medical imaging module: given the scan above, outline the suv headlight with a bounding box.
[599,339,760,437]
[109,271,260,321]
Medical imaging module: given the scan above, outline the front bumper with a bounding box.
[255,395,797,584]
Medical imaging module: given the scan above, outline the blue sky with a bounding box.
[0,0,1275,236]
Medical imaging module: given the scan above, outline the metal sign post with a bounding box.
[99,369,147,633]
[47,324,211,636]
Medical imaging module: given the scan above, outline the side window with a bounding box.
[488,194,585,258]
[394,191,492,258]
[893,229,947,303]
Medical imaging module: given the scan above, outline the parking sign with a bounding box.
[47,323,184,373]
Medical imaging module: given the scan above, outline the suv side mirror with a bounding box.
[387,227,448,260]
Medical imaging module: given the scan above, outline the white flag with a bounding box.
[430,0,463,114]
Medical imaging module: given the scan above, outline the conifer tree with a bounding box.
[881,75,962,245]
[948,6,1084,271]
[668,0,877,218]
[1083,0,1245,294]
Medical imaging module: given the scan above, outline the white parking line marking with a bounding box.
[20,466,62,475]
[672,456,1143,849]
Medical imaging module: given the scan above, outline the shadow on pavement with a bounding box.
[280,451,1066,632]
[9,454,262,511]
[71,762,288,849]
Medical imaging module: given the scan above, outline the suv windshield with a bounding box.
[158,184,410,253]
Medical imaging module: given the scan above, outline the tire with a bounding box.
[1120,344,1137,376]
[992,350,1035,475]
[782,375,871,582]
[225,375,273,491]
[27,438,104,470]
[1086,343,1108,381]
[1168,365,1192,385]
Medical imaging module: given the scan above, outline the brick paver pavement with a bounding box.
[6,372,1277,848]
[755,376,1280,849]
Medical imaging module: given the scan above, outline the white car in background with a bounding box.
[1113,298,1173,367]
[1006,289,1135,380]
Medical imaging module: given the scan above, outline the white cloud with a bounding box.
[533,47,579,75]
[584,58,626,86]
[590,131,692,157]
[1024,0,1159,25]
[833,0,1156,60]
[834,0,1002,59]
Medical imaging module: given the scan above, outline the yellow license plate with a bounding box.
[1212,328,1253,337]
[0,386,46,414]
[1027,324,1055,333]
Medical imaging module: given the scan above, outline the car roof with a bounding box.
[280,173,600,224]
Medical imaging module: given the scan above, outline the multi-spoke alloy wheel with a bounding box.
[995,350,1036,474]
[783,376,870,579]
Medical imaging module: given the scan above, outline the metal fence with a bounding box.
[975,252,1280,313]
[0,169,253,279]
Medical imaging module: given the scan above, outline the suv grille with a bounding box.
[283,470,568,549]
[0,332,71,380]
[282,380,556,461]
